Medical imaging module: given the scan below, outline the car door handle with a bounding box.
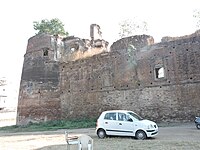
[119,123,122,125]
[105,122,108,124]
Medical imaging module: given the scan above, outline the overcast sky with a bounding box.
[0,0,200,101]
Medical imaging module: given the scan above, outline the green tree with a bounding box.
[118,19,148,38]
[193,9,200,29]
[33,18,69,36]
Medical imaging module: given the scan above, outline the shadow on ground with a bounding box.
[35,144,79,150]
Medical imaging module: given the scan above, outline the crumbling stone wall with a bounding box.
[17,28,200,125]
[59,33,200,122]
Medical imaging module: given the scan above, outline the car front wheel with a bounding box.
[196,124,200,129]
[97,129,106,139]
[135,130,147,140]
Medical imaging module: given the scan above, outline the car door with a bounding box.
[115,112,134,136]
[103,112,119,136]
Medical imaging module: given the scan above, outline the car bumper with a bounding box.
[146,128,158,137]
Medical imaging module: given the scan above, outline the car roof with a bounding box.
[102,110,134,113]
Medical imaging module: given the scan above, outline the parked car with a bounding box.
[195,117,200,129]
[96,110,158,140]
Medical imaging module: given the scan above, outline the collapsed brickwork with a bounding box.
[17,25,200,125]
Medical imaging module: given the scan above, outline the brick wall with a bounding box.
[17,32,200,125]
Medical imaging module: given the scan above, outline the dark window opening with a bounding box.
[43,49,48,56]
[155,66,165,79]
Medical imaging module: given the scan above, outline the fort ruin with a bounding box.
[17,24,200,125]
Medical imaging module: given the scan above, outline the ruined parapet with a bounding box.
[161,29,200,42]
[90,24,109,48]
[26,33,52,53]
[90,24,102,41]
[63,36,89,53]
[61,24,109,62]
[26,33,63,61]
[61,36,109,62]
[110,35,154,52]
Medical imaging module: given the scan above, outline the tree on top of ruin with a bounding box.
[33,18,69,36]
[118,18,148,38]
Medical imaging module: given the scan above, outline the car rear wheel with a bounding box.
[135,130,147,140]
[196,124,200,129]
[97,129,106,139]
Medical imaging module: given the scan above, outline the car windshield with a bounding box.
[128,112,143,121]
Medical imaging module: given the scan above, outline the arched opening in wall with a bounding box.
[154,65,165,79]
[70,44,79,52]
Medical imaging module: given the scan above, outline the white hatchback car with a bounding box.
[96,110,158,140]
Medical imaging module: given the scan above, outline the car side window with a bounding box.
[104,112,116,120]
[118,113,128,121]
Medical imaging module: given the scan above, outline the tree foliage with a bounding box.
[118,19,148,38]
[33,18,69,36]
[193,10,200,29]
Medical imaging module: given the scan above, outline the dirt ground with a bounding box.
[0,122,200,150]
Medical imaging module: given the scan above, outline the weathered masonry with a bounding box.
[17,25,200,125]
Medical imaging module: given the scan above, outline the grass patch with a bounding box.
[0,118,97,133]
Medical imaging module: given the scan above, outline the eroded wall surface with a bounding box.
[17,34,61,124]
[17,31,200,125]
